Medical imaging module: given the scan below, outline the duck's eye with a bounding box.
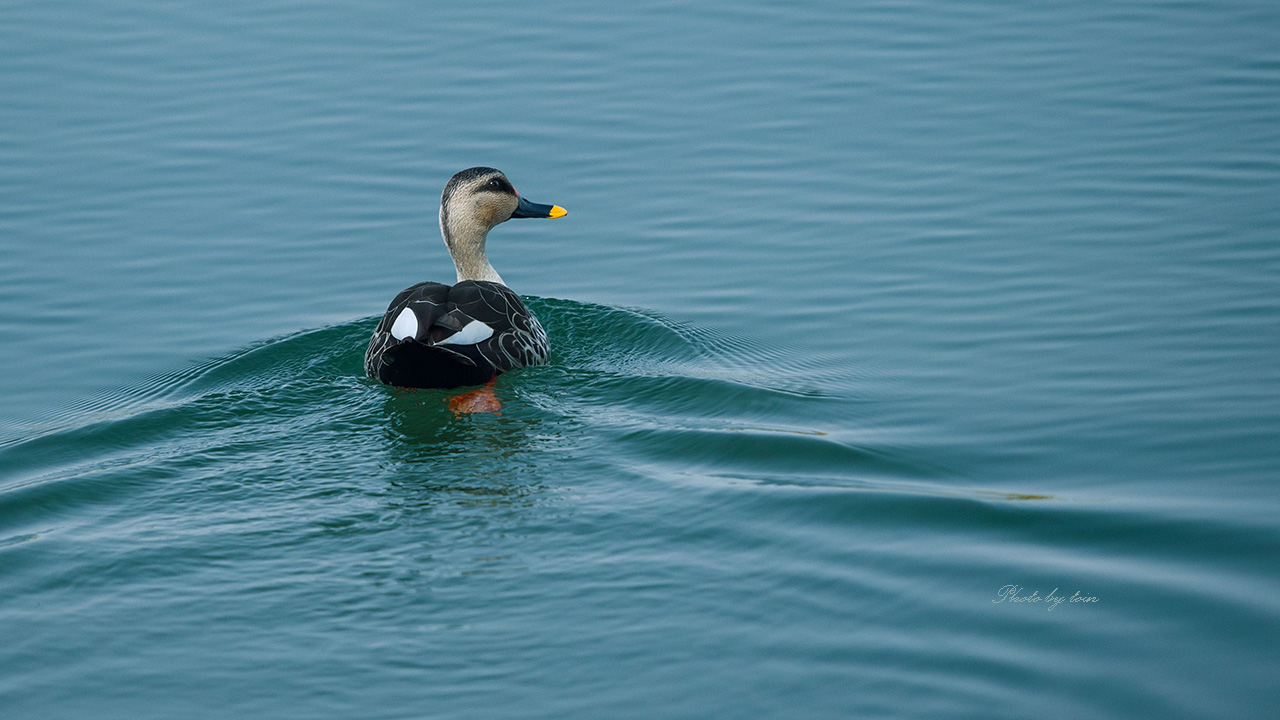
[487,178,505,191]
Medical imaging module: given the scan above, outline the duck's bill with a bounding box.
[512,196,567,219]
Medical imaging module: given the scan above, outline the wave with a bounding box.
[0,298,999,533]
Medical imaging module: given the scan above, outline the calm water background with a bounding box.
[2,0,1279,717]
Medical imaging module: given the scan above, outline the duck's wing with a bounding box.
[365,280,548,389]
[441,281,549,370]
[365,282,477,387]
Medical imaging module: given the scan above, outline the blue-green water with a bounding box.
[3,1,1279,717]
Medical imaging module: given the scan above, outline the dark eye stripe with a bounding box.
[484,177,513,194]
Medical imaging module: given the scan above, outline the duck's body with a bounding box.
[365,167,565,389]
[364,279,548,389]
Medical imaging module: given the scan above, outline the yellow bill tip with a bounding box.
[549,205,567,219]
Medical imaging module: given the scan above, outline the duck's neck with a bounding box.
[440,208,505,285]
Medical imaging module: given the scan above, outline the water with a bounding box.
[2,0,1279,717]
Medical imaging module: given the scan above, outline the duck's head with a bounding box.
[438,167,566,284]
[442,167,566,229]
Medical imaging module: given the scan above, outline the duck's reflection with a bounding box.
[374,383,564,510]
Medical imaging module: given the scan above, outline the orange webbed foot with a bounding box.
[446,378,502,416]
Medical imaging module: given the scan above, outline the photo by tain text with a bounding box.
[993,585,1099,610]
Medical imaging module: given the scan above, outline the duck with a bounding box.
[364,167,566,389]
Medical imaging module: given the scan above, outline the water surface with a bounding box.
[2,1,1279,717]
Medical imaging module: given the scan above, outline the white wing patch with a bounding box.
[390,307,419,341]
[436,320,495,346]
